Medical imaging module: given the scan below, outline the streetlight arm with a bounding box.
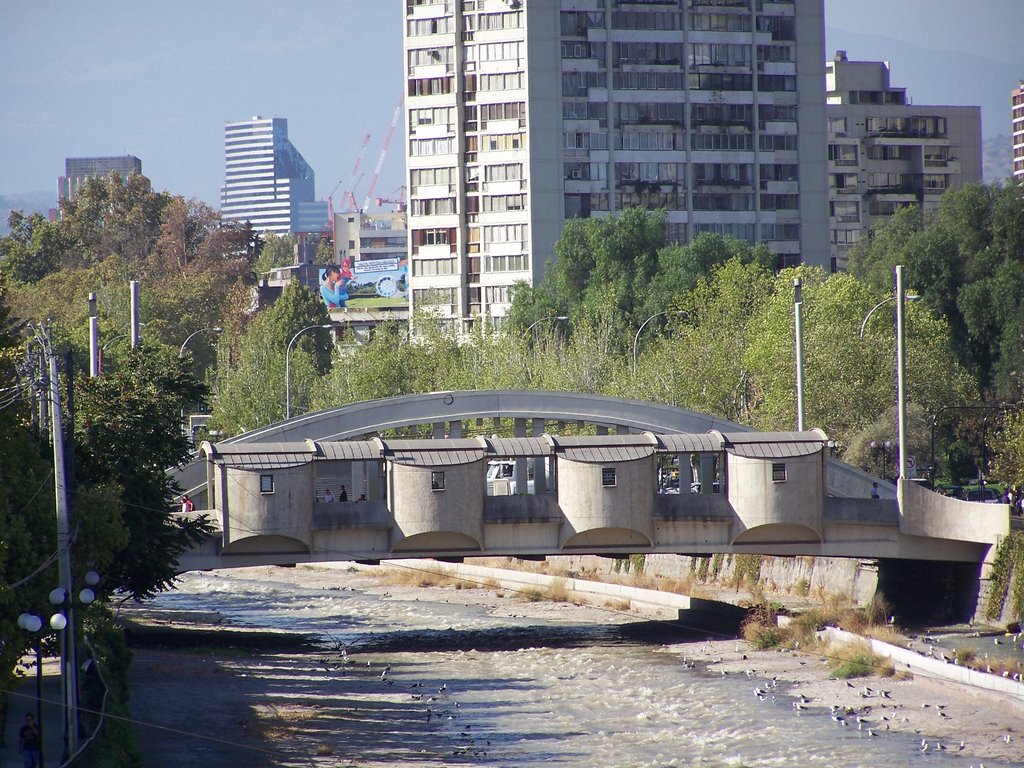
[521,315,569,341]
[179,326,223,357]
[859,294,920,338]
[286,324,333,420]
[632,310,685,375]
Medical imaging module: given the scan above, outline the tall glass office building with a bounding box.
[220,116,327,235]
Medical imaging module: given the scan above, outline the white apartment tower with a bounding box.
[825,53,982,270]
[1013,81,1024,182]
[221,116,327,236]
[403,0,829,326]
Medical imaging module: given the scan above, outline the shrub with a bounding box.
[827,640,894,679]
[743,620,783,649]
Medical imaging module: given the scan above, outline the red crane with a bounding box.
[363,96,403,212]
[375,185,407,212]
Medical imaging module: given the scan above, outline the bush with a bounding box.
[743,620,783,649]
[827,640,894,679]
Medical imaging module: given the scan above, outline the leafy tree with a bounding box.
[253,233,296,276]
[0,211,67,284]
[211,283,331,434]
[991,411,1024,489]
[74,345,212,599]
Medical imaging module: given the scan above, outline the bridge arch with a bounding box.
[174,390,878,500]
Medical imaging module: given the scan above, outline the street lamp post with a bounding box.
[632,310,685,375]
[858,271,920,479]
[522,315,569,343]
[793,278,806,431]
[286,324,333,420]
[178,326,223,358]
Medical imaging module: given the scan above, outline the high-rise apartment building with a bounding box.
[221,116,328,236]
[403,0,829,327]
[825,53,981,270]
[1013,81,1024,182]
[59,155,143,203]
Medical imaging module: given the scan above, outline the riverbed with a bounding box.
[121,564,1023,767]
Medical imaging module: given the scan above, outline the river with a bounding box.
[125,565,1020,767]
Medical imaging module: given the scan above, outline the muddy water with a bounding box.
[129,567,1018,767]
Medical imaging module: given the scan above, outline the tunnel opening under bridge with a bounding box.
[876,558,982,625]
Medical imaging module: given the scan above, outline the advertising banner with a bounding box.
[318,257,408,310]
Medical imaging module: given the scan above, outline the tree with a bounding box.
[74,345,212,599]
[210,283,332,434]
[253,233,296,276]
[0,211,66,284]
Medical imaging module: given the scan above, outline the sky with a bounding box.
[1,1,1021,208]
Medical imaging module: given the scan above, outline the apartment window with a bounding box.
[694,222,757,242]
[614,41,684,66]
[485,133,523,152]
[413,257,456,277]
[413,288,457,313]
[829,144,858,166]
[758,75,796,92]
[617,101,685,128]
[414,227,453,246]
[602,467,617,487]
[691,102,750,126]
[615,71,686,90]
[480,72,524,91]
[827,116,847,135]
[690,12,751,32]
[690,43,751,68]
[410,137,456,156]
[616,131,684,151]
[760,193,798,211]
[560,10,605,36]
[408,47,452,69]
[483,223,527,244]
[758,134,798,151]
[474,41,523,62]
[692,193,754,212]
[761,223,800,241]
[408,77,453,96]
[756,15,795,42]
[612,11,681,30]
[410,106,455,129]
[618,189,687,211]
[411,198,456,216]
[561,41,606,60]
[688,72,752,91]
[615,162,684,183]
[407,17,453,36]
[564,162,607,181]
[562,71,607,96]
[772,463,787,482]
[259,474,274,494]
[484,253,529,272]
[483,163,523,182]
[410,167,455,189]
[478,11,521,30]
[691,132,753,151]
[482,193,526,212]
[761,163,799,182]
[830,200,860,222]
[830,229,860,245]
[694,163,753,185]
[564,131,609,150]
[484,285,512,304]
[760,104,798,122]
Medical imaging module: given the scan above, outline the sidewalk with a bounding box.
[3,657,66,768]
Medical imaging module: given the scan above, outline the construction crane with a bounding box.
[329,132,371,213]
[375,186,407,213]
[362,96,403,212]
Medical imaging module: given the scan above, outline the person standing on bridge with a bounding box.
[870,483,880,499]
[19,713,41,768]
[181,494,194,513]
[324,488,335,503]
[340,485,348,502]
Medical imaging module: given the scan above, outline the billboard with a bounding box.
[318,257,408,310]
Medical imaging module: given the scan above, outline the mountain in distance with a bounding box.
[982,135,1013,185]
[0,191,55,235]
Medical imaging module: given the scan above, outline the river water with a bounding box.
[134,566,1018,767]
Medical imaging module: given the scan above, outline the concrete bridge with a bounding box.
[171,391,1012,573]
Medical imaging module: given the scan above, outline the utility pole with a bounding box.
[38,326,79,758]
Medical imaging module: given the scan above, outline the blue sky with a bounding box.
[1,1,1020,206]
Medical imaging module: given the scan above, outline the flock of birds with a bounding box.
[679,637,1019,767]
[315,645,494,760]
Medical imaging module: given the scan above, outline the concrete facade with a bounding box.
[825,53,982,270]
[403,0,830,328]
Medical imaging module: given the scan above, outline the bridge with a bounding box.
[171,391,1013,573]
